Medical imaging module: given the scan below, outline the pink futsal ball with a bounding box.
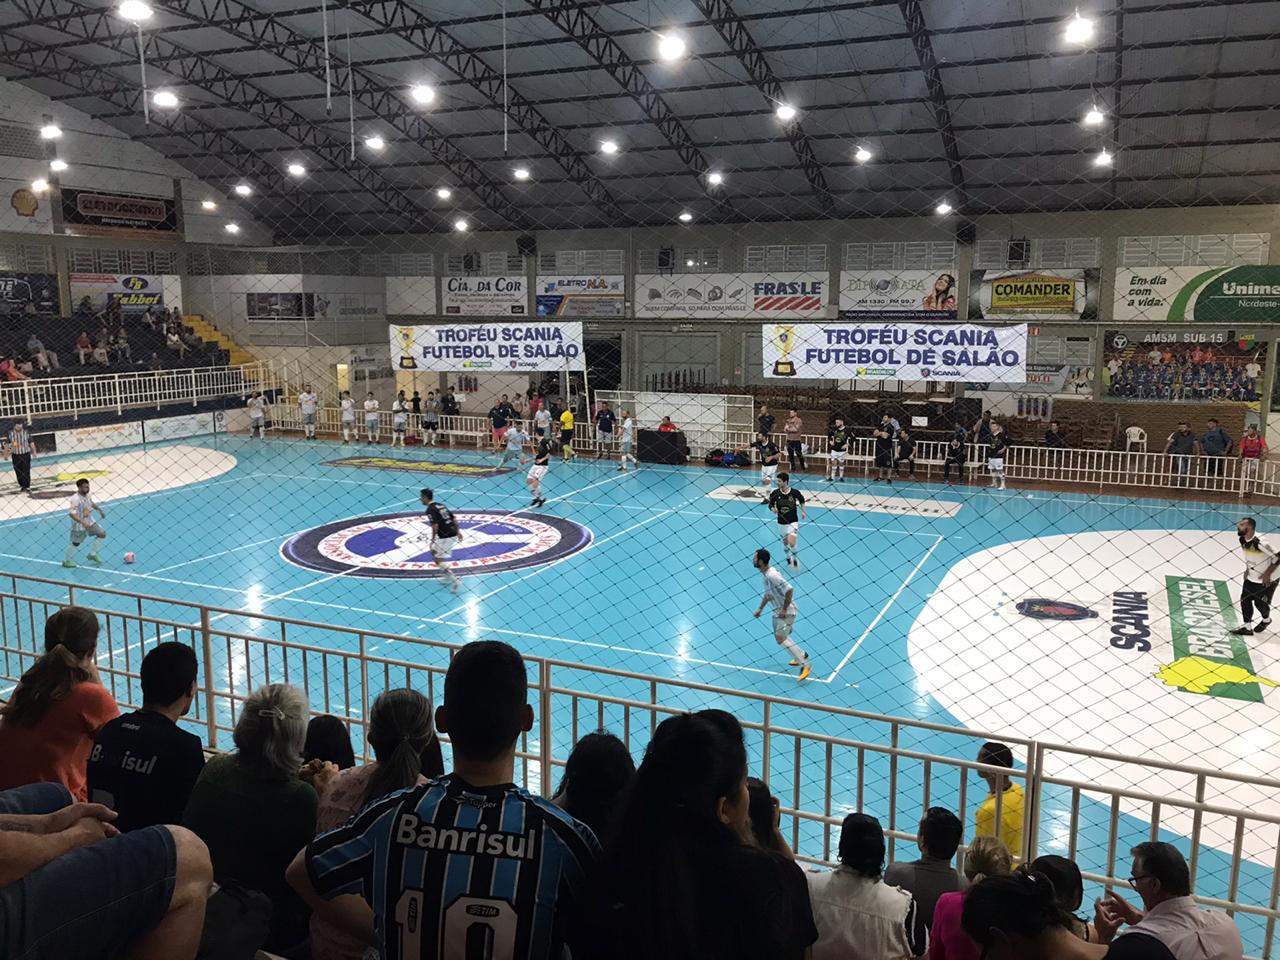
[123,551,136,564]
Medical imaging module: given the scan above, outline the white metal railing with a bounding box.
[264,408,1280,499]
[2,572,1279,956]
[0,361,279,423]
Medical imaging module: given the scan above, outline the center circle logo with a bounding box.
[280,510,593,579]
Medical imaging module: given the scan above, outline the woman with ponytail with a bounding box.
[579,709,817,960]
[310,687,441,960]
[0,606,118,800]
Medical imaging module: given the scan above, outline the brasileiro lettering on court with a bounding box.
[804,325,1019,368]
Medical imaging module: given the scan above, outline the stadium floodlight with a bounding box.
[678,211,693,223]
[117,0,153,21]
[707,171,724,186]
[409,84,436,105]
[436,187,452,200]
[152,89,179,109]
[1064,10,1094,44]
[31,178,49,193]
[224,222,240,234]
[39,124,62,140]
[234,183,252,197]
[935,200,953,215]
[656,33,686,61]
[600,139,620,155]
[453,217,469,232]
[513,167,531,181]
[201,199,217,210]
[1094,148,1113,168]
[49,159,68,172]
[775,103,798,122]
[286,162,307,178]
[854,146,873,163]
[364,136,385,151]
[1083,105,1105,126]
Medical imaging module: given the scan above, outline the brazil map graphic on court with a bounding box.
[281,510,593,579]
[324,456,513,478]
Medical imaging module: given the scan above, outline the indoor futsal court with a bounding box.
[3,428,1280,946]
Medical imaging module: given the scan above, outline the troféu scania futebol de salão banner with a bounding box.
[391,321,586,372]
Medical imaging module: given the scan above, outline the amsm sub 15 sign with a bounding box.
[762,322,1027,383]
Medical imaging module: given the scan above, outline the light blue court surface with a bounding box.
[4,433,1280,950]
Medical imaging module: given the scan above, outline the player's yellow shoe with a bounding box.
[788,659,800,666]
[798,662,812,681]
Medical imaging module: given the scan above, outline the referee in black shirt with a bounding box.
[4,420,35,493]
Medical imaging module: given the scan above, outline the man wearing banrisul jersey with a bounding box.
[289,640,599,960]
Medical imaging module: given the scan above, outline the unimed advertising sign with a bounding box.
[391,322,585,372]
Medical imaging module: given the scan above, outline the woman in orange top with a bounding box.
[0,607,119,800]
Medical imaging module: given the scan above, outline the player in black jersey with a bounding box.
[767,472,808,570]
[828,416,852,481]
[420,488,464,593]
[872,420,895,483]
[987,422,1008,489]
[525,436,552,507]
[753,430,781,501]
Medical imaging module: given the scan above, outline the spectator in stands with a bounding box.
[1164,422,1199,486]
[580,708,815,960]
[290,640,599,960]
[73,295,95,327]
[1201,418,1233,478]
[964,872,1177,960]
[166,328,187,359]
[783,409,805,471]
[4,419,36,493]
[0,782,213,960]
[885,806,963,934]
[758,403,776,439]
[745,777,791,856]
[974,741,1024,857]
[303,714,356,771]
[1095,842,1243,959]
[658,415,678,432]
[309,689,441,960]
[972,410,994,445]
[91,336,110,366]
[944,434,967,483]
[111,326,131,362]
[142,305,159,330]
[75,330,93,364]
[169,306,183,327]
[807,812,926,959]
[0,354,28,381]
[87,642,204,833]
[895,429,917,478]
[1044,421,1067,448]
[184,682,318,953]
[0,607,119,801]
[552,731,635,843]
[1239,423,1268,490]
[1024,854,1096,942]
[930,835,1013,960]
[26,333,59,371]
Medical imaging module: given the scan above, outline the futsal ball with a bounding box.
[123,551,136,563]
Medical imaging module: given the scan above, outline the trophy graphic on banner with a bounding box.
[396,326,419,370]
[771,324,798,377]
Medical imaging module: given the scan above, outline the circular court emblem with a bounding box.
[280,510,593,579]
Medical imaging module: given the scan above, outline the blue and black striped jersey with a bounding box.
[307,773,600,960]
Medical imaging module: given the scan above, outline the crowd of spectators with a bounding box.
[0,608,1251,960]
[1105,347,1263,402]
[0,299,224,383]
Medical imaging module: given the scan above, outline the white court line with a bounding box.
[824,533,945,683]
[0,474,247,528]
[149,534,287,574]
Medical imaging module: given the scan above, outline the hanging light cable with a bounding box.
[117,2,154,123]
[321,0,332,115]
[502,0,508,154]
[346,26,355,161]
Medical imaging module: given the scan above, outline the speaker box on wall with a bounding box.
[516,234,536,257]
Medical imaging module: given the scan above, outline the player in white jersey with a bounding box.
[64,477,107,567]
[391,391,409,447]
[339,391,355,442]
[363,393,380,443]
[534,405,551,441]
[751,548,810,680]
[298,384,318,439]
[617,410,638,471]
[499,423,528,467]
[246,391,268,439]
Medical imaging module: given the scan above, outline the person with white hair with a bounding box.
[183,683,326,954]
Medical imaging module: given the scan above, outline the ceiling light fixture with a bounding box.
[31,178,49,193]
[678,211,693,223]
[453,217,469,232]
[39,124,62,140]
[854,146,873,163]
[656,32,686,61]
[1093,147,1113,167]
[775,103,797,121]
[409,83,436,105]
[234,183,252,197]
[1083,105,1105,126]
[286,162,306,177]
[224,222,240,234]
[513,167,530,181]
[152,88,179,109]
[201,199,217,211]
[600,139,620,155]
[436,186,452,200]
[707,171,724,186]
[364,135,385,151]
[117,0,153,21]
[935,200,953,215]
[685,259,695,267]
[49,159,68,172]
[1064,10,1094,44]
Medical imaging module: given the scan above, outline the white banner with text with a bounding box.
[635,272,829,319]
[390,322,585,371]
[761,322,1028,383]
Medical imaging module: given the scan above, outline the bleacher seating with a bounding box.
[0,302,230,382]
[1105,343,1262,403]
